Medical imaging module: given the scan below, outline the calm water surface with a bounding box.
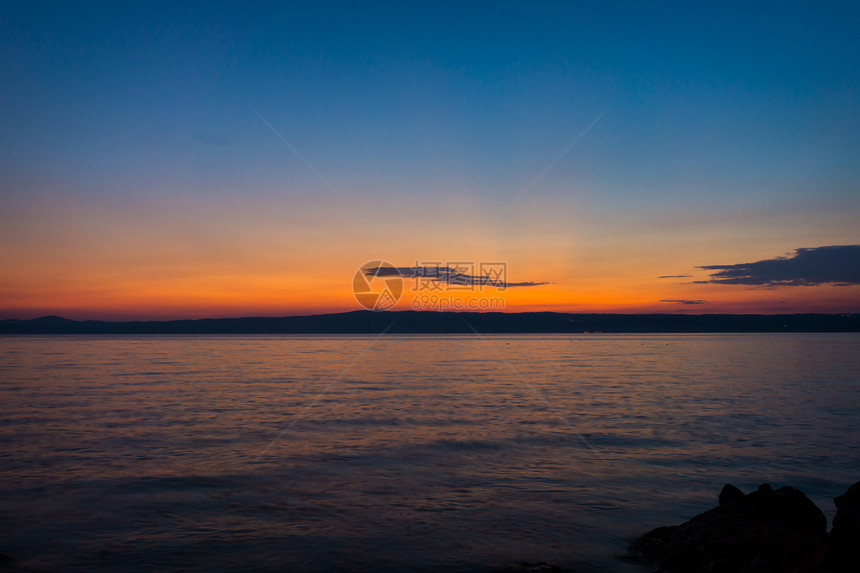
[1,333,859,572]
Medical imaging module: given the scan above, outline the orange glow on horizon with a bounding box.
[3,274,856,321]
[2,182,857,321]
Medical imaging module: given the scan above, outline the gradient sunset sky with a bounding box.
[2,2,859,320]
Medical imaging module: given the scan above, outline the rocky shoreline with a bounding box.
[629,480,860,573]
[2,482,857,572]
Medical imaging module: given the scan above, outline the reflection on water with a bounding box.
[1,333,859,571]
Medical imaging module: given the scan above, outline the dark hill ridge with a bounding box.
[1,311,858,334]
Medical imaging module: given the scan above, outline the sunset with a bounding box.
[1,3,859,572]
[2,3,858,320]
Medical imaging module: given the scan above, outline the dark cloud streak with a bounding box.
[365,266,550,288]
[698,245,860,286]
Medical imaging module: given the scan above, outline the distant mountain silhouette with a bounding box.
[0,311,857,334]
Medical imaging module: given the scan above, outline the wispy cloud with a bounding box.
[660,299,709,305]
[698,245,860,286]
[658,274,692,279]
[365,265,550,288]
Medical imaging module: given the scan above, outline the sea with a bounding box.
[1,333,859,572]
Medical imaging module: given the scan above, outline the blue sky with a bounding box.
[2,1,859,318]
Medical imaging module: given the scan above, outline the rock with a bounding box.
[822,480,860,572]
[834,480,860,509]
[719,483,745,506]
[630,483,827,573]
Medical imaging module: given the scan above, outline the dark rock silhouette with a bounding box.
[822,480,860,572]
[718,483,745,506]
[630,483,828,572]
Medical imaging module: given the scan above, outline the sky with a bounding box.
[1,1,859,320]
